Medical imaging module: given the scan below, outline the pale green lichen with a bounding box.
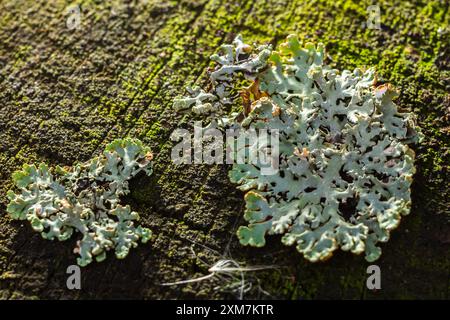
[174,35,421,262]
[173,34,272,124]
[7,138,153,266]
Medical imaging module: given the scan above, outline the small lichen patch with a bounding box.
[7,138,153,266]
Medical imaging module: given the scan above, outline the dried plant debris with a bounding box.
[174,35,422,262]
[7,138,153,266]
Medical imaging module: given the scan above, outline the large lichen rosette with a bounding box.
[7,138,153,266]
[173,35,421,262]
[230,35,421,262]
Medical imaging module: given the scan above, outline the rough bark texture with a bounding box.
[0,0,448,299]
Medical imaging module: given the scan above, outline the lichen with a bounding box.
[173,34,272,124]
[173,34,421,262]
[6,138,153,266]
